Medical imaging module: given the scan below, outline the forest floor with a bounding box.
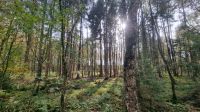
[0,74,125,112]
[0,73,200,112]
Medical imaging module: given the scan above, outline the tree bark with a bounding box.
[123,1,140,111]
[104,0,109,80]
[99,24,103,77]
[59,0,68,111]
[34,0,47,94]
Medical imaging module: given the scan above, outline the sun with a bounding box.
[118,19,126,30]
[122,23,126,29]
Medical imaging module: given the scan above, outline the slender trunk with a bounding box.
[45,26,53,81]
[86,28,90,78]
[24,33,32,63]
[113,47,117,77]
[2,33,17,75]
[155,20,177,103]
[99,26,103,77]
[0,19,14,57]
[149,1,161,77]
[91,40,94,79]
[94,41,97,77]
[104,0,109,80]
[59,0,68,111]
[45,1,55,80]
[1,33,17,89]
[76,16,83,79]
[109,40,112,77]
[181,0,190,76]
[104,37,109,80]
[35,0,47,94]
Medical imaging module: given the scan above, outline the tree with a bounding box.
[123,0,140,111]
[88,0,105,79]
[34,0,48,95]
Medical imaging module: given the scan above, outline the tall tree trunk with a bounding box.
[2,32,17,75]
[94,41,97,77]
[90,39,94,80]
[109,40,112,77]
[24,32,32,63]
[99,24,103,77]
[104,0,109,80]
[59,0,68,111]
[0,19,13,57]
[155,19,177,103]
[45,1,55,81]
[86,28,90,78]
[148,0,161,77]
[76,16,83,79]
[123,1,140,111]
[35,0,47,94]
[104,36,109,80]
[45,26,53,82]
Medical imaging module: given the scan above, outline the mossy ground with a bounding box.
[0,73,199,112]
[0,73,125,112]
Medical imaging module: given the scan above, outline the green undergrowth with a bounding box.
[0,73,199,112]
[0,77,125,112]
[66,78,125,112]
[140,74,200,112]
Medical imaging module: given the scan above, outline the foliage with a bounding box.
[0,72,12,90]
[0,0,200,111]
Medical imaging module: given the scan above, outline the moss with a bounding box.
[2,73,199,112]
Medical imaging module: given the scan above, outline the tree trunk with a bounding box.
[76,16,83,79]
[155,19,177,103]
[34,0,47,95]
[103,0,109,80]
[123,1,140,111]
[59,0,68,111]
[99,25,103,77]
[24,33,32,63]
[104,37,109,80]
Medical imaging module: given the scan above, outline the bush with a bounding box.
[0,72,12,90]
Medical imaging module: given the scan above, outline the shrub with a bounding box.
[0,72,12,90]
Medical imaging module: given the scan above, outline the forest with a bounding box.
[0,0,200,112]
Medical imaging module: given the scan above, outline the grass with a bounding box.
[140,74,200,112]
[0,73,125,112]
[66,78,125,112]
[0,73,199,112]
